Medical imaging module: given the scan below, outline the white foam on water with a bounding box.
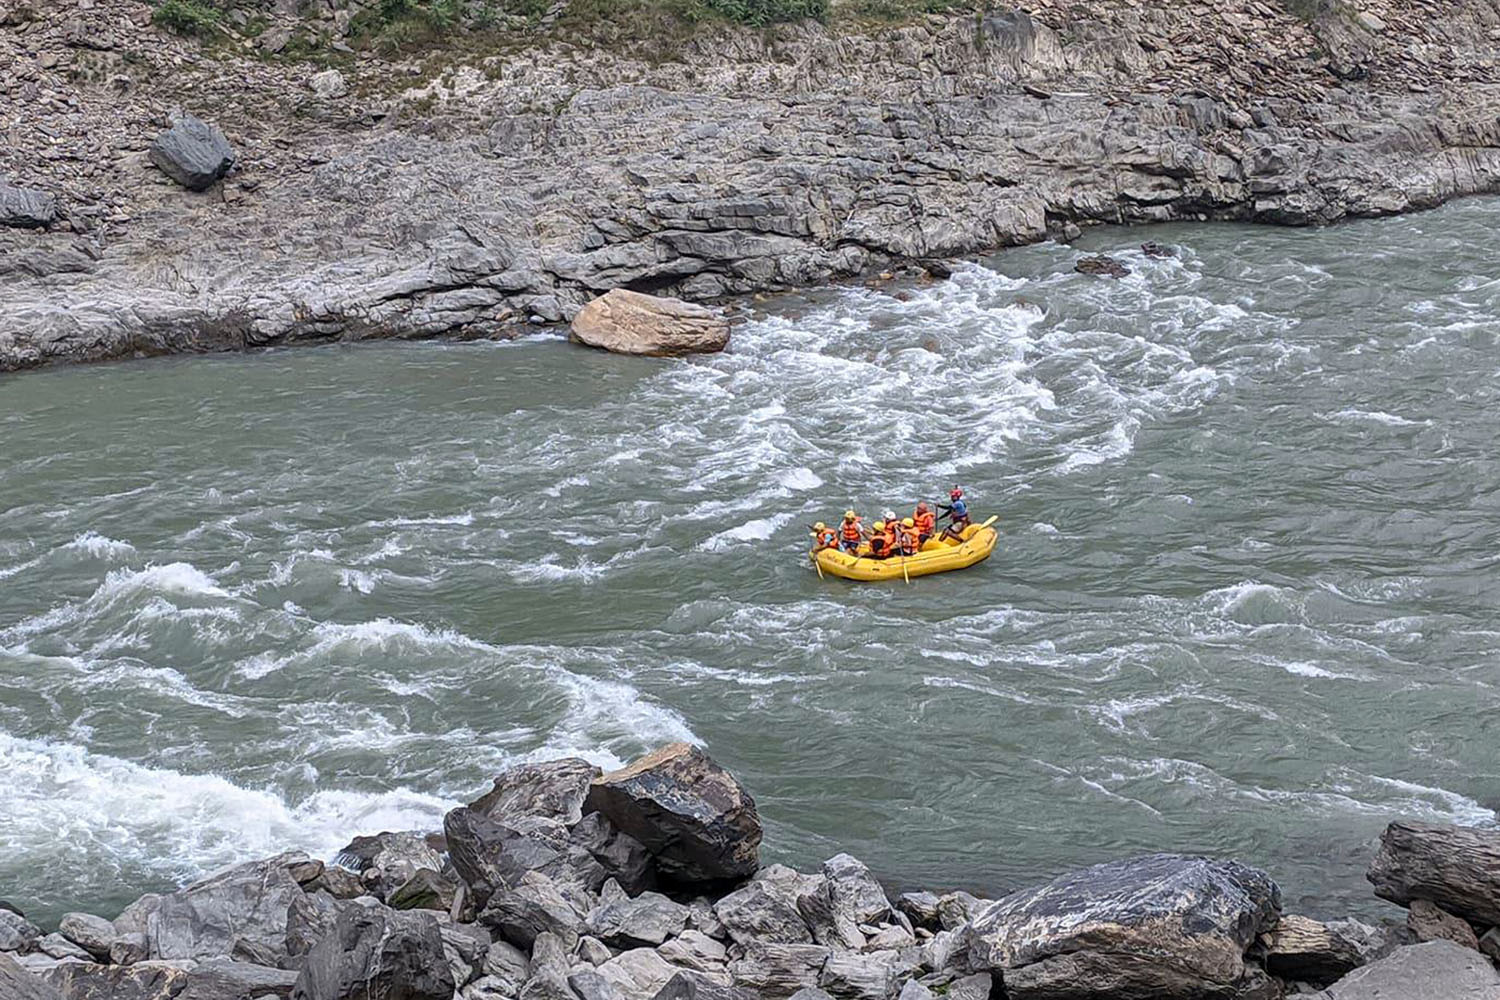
[95,563,228,602]
[0,732,455,882]
[1323,408,1430,427]
[699,513,795,551]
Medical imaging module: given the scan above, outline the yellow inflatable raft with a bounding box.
[811,516,998,582]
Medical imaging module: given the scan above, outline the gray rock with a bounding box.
[934,893,984,933]
[109,932,149,967]
[1406,898,1481,950]
[579,936,615,966]
[650,971,757,1000]
[335,831,445,901]
[112,895,161,939]
[448,809,607,908]
[685,900,725,942]
[0,180,57,229]
[821,856,890,927]
[36,934,91,961]
[1074,254,1130,278]
[787,990,836,1000]
[585,744,760,888]
[1481,926,1500,963]
[593,948,681,1000]
[290,903,454,1000]
[895,894,939,930]
[388,869,457,911]
[657,931,727,976]
[570,966,624,1000]
[482,871,587,950]
[717,872,816,946]
[0,951,60,1000]
[1318,939,1500,999]
[940,973,992,1000]
[145,851,317,963]
[818,950,905,1000]
[472,759,602,826]
[441,920,493,989]
[571,814,657,896]
[522,931,578,1000]
[309,70,347,99]
[147,114,236,192]
[895,981,931,1000]
[58,913,116,961]
[1367,820,1500,927]
[482,938,531,993]
[0,908,42,953]
[464,974,521,1000]
[1259,914,1362,986]
[43,957,299,1000]
[961,853,1280,999]
[727,943,831,997]
[587,891,689,948]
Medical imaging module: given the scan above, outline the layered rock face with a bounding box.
[3,0,1500,370]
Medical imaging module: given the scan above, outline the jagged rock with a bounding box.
[388,869,456,911]
[651,971,757,1000]
[818,950,906,1000]
[572,813,657,895]
[935,893,983,932]
[1407,898,1481,950]
[43,957,299,1000]
[447,809,607,907]
[0,909,42,953]
[1322,918,1409,965]
[109,933,148,967]
[686,900,725,942]
[917,930,961,976]
[1478,926,1500,962]
[482,938,531,993]
[570,290,730,357]
[822,856,891,927]
[522,931,575,1000]
[309,70,347,99]
[941,973,992,1000]
[1140,241,1175,258]
[961,854,1280,999]
[571,966,625,1000]
[36,934,90,961]
[336,831,445,901]
[290,902,454,1000]
[586,891,689,947]
[57,913,116,961]
[895,981,931,1000]
[594,948,681,1000]
[144,852,317,964]
[482,870,586,949]
[715,867,816,946]
[440,920,492,989]
[0,952,59,1000]
[658,931,727,976]
[1367,820,1500,927]
[788,990,836,1000]
[472,759,602,826]
[860,925,914,951]
[580,936,615,966]
[112,896,161,939]
[1318,939,1500,999]
[896,894,939,930]
[1073,254,1130,278]
[727,943,831,997]
[1258,914,1362,985]
[147,114,236,192]
[0,180,57,229]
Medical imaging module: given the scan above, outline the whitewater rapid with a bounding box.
[4,201,1500,922]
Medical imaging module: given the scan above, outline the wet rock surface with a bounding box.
[4,0,1500,370]
[570,290,731,357]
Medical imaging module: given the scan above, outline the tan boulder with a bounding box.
[569,289,729,357]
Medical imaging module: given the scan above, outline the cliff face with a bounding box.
[3,0,1500,370]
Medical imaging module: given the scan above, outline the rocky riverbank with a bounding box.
[3,742,1500,999]
[2,0,1500,370]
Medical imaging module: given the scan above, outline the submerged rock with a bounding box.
[1319,939,1500,999]
[585,742,761,888]
[1367,820,1500,927]
[961,853,1280,999]
[147,114,235,192]
[570,290,730,357]
[1073,254,1130,278]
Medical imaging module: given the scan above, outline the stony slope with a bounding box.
[2,0,1500,370]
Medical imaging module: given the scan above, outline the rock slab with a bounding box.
[1318,939,1500,999]
[570,290,730,357]
[1367,820,1500,927]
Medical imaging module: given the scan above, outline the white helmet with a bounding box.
[882,509,897,522]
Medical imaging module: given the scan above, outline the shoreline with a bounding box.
[4,0,1500,372]
[3,743,1498,999]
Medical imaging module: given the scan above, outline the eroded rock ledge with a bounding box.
[2,0,1500,371]
[3,742,1500,1000]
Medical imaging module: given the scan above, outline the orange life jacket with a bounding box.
[841,520,862,543]
[913,510,936,535]
[897,527,918,554]
[815,530,837,549]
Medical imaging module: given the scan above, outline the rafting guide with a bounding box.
[808,485,999,582]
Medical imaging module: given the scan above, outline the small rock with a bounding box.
[1408,898,1481,951]
[389,869,456,911]
[0,910,41,953]
[586,891,689,948]
[57,913,115,961]
[1074,253,1130,278]
[310,69,348,99]
[471,759,601,826]
[291,903,454,1000]
[896,893,939,929]
[1357,11,1385,31]
[0,179,58,228]
[108,933,147,967]
[1140,241,1175,258]
[1479,926,1500,962]
[36,934,90,962]
[579,936,614,966]
[1321,939,1500,998]
[1259,913,1362,986]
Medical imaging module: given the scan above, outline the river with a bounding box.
[4,200,1499,925]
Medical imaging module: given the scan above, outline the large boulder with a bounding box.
[470,758,602,826]
[960,854,1280,1000]
[1367,820,1500,927]
[57,912,116,961]
[143,852,318,964]
[446,808,606,907]
[0,180,57,228]
[585,743,761,888]
[147,113,236,192]
[291,902,454,1000]
[569,290,730,357]
[333,831,445,900]
[0,952,59,1000]
[43,957,298,1000]
[1258,913,1362,986]
[1317,939,1500,999]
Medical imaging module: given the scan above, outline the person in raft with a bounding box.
[938,486,970,530]
[912,501,937,543]
[838,510,865,553]
[897,518,920,556]
[810,522,839,551]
